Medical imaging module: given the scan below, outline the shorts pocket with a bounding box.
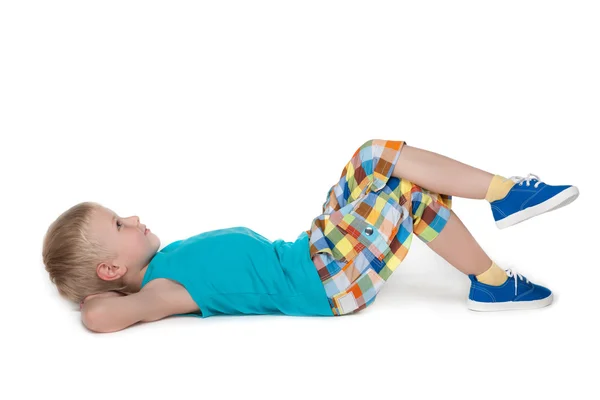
[321,203,366,264]
[326,192,403,263]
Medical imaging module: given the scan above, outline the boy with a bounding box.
[42,140,579,333]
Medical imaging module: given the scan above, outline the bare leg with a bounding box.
[393,144,495,199]
[426,209,492,275]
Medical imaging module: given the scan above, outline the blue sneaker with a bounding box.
[491,173,579,229]
[467,268,553,311]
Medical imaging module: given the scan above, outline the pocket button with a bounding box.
[364,226,374,235]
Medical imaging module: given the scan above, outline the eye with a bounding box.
[116,220,122,230]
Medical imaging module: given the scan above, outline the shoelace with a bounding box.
[504,173,543,188]
[505,268,530,296]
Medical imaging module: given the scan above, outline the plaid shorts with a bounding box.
[305,139,453,316]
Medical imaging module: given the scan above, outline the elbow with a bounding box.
[82,305,110,333]
[81,304,137,333]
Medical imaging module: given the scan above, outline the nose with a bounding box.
[127,216,140,226]
[132,216,146,231]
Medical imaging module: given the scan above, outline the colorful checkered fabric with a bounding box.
[305,139,453,316]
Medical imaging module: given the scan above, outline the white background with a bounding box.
[1,1,598,399]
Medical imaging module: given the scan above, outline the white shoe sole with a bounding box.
[468,293,553,311]
[495,186,579,229]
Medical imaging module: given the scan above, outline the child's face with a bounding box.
[89,206,160,290]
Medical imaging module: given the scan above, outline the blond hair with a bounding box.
[42,201,128,304]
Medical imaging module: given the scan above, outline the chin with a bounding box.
[152,234,160,249]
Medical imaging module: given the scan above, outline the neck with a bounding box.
[122,263,150,294]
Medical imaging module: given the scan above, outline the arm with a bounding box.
[81,279,201,333]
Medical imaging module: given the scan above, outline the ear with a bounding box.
[96,262,127,282]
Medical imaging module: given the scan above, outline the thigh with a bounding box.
[307,139,409,316]
[320,139,407,214]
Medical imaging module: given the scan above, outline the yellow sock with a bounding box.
[485,175,515,203]
[475,261,508,286]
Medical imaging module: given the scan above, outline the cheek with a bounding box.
[127,232,148,250]
[133,236,150,258]
[138,232,150,245]
[140,231,156,248]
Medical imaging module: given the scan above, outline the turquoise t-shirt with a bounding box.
[140,226,333,318]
